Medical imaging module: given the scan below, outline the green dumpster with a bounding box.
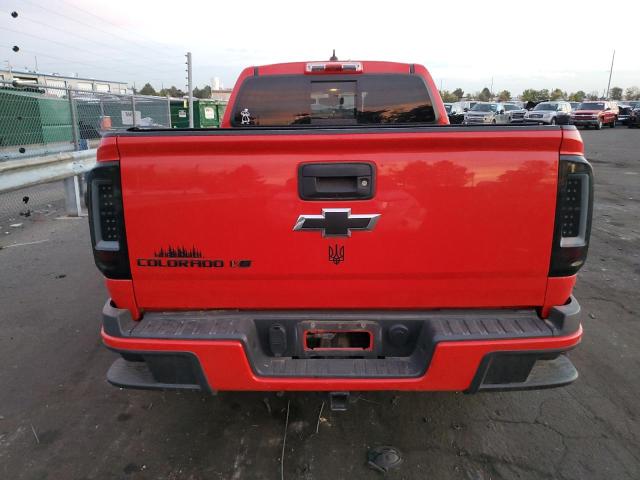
[169,99,228,128]
[196,99,220,128]
[170,99,189,128]
[215,102,227,126]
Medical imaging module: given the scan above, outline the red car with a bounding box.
[87,59,593,408]
[570,100,618,129]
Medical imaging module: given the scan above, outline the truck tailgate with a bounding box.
[116,127,561,310]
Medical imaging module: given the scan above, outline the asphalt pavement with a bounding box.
[0,128,639,480]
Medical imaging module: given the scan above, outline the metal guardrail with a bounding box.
[0,148,96,216]
[0,148,96,193]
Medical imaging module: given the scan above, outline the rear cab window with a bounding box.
[231,74,436,126]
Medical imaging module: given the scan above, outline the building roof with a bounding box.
[0,68,128,85]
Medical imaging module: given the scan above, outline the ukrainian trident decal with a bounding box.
[328,244,345,265]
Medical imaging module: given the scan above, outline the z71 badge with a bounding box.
[137,245,251,269]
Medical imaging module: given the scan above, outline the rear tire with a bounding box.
[610,119,615,128]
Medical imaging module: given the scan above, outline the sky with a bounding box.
[1,0,639,96]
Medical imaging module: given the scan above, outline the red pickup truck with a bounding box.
[570,100,618,129]
[88,59,593,407]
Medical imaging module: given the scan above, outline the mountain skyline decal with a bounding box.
[154,245,204,258]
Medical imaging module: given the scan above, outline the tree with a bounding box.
[159,85,186,98]
[521,89,540,102]
[193,85,212,99]
[477,87,492,101]
[587,91,600,100]
[521,89,551,103]
[497,90,511,102]
[625,86,640,100]
[139,83,157,96]
[439,90,458,103]
[452,88,464,100]
[550,88,566,100]
[568,91,586,102]
[609,87,623,100]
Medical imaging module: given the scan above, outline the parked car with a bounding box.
[503,103,527,123]
[628,105,640,128]
[463,102,508,124]
[570,101,618,129]
[448,101,476,124]
[457,101,478,111]
[524,101,572,125]
[504,100,525,108]
[86,58,592,400]
[617,104,634,125]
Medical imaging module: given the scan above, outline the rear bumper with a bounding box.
[102,298,583,393]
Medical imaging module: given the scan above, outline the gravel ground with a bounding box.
[0,180,68,230]
[0,128,638,480]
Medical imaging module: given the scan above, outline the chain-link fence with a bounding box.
[0,80,228,229]
[0,81,173,230]
[0,80,171,161]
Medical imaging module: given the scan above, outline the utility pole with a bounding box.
[605,50,615,99]
[186,52,194,128]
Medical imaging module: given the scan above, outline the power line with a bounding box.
[19,0,184,61]
[0,8,177,67]
[1,44,169,82]
[60,0,182,54]
[0,26,180,76]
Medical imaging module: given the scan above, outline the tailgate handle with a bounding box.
[299,162,374,200]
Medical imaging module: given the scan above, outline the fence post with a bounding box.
[64,174,84,217]
[131,94,137,127]
[65,88,83,216]
[167,95,171,128]
[186,52,194,128]
[68,88,80,150]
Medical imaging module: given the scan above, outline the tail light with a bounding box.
[305,62,363,74]
[549,155,593,276]
[86,162,131,279]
